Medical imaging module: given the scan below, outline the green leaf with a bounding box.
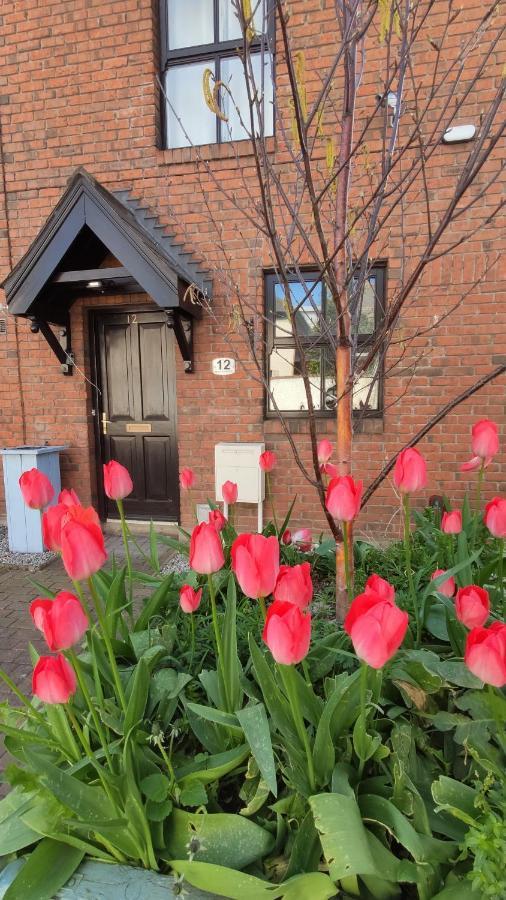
[353,714,381,763]
[140,773,171,802]
[164,810,275,869]
[149,521,161,573]
[310,789,377,881]
[176,744,250,789]
[135,575,176,631]
[284,810,320,879]
[179,783,208,808]
[0,791,39,855]
[359,794,455,864]
[3,838,83,900]
[169,860,272,898]
[236,703,277,797]
[275,872,337,899]
[146,797,173,822]
[431,882,479,900]
[278,494,298,539]
[431,776,479,827]
[123,657,150,735]
[149,668,191,709]
[105,566,127,638]
[186,701,243,737]
[23,749,117,825]
[222,573,243,711]
[248,636,298,745]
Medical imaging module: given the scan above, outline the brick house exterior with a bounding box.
[0,0,504,540]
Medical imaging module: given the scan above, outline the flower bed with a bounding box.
[0,426,505,900]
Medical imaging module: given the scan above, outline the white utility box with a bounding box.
[0,445,67,553]
[215,442,265,504]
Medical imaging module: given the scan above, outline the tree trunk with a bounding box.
[335,340,353,620]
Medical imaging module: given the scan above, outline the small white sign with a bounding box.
[212,357,236,376]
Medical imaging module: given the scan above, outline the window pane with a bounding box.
[326,273,377,334]
[323,351,379,412]
[166,61,217,148]
[168,0,214,49]
[274,280,323,339]
[220,52,273,141]
[219,0,267,40]
[269,348,322,411]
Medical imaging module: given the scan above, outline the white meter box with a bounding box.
[215,443,265,504]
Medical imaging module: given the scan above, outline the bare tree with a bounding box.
[160,0,505,618]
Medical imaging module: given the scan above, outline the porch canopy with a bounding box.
[1,168,211,373]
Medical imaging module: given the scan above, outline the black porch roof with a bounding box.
[2,168,212,325]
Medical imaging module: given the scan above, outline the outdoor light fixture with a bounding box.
[86,280,102,288]
[442,124,476,144]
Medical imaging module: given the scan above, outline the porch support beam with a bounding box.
[166,310,193,373]
[29,317,74,375]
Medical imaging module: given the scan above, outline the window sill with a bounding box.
[157,135,276,167]
[264,415,384,435]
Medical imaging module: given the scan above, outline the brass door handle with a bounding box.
[101,412,111,435]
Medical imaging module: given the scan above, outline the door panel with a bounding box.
[96,310,179,521]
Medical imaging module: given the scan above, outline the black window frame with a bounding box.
[264,265,387,419]
[159,0,275,148]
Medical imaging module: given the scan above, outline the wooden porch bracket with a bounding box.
[166,310,193,373]
[29,317,74,375]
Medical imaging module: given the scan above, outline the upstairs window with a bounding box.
[160,0,274,149]
[265,267,386,417]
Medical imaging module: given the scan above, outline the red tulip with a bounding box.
[325,475,363,522]
[484,497,506,539]
[274,563,313,609]
[455,585,490,629]
[32,655,77,704]
[344,591,409,669]
[179,585,202,614]
[58,488,81,507]
[19,469,54,510]
[60,506,107,581]
[222,481,238,504]
[103,460,133,501]
[30,591,88,651]
[42,503,68,551]
[292,528,312,552]
[189,522,224,574]
[431,569,456,598]
[365,573,395,602]
[180,468,196,490]
[231,533,279,599]
[259,450,277,472]
[262,599,311,665]
[441,510,462,534]
[393,448,427,494]
[317,439,333,465]
[208,508,227,532]
[282,529,292,545]
[461,419,499,472]
[464,622,506,687]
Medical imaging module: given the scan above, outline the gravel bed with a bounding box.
[0,526,57,571]
[160,552,190,576]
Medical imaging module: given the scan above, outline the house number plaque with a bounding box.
[212,357,236,375]
[125,423,152,433]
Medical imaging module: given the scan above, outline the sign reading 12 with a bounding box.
[212,358,236,376]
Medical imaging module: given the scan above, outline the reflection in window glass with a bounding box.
[168,0,214,49]
[220,53,273,141]
[274,281,322,339]
[323,352,379,411]
[269,348,321,411]
[219,0,266,40]
[351,276,376,334]
[166,61,217,148]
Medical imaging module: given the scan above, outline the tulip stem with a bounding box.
[87,578,127,714]
[342,521,353,601]
[0,668,49,730]
[266,472,279,534]
[278,664,316,793]
[403,494,420,647]
[116,499,134,623]
[65,704,117,808]
[189,614,196,670]
[357,662,368,779]
[498,538,505,619]
[207,575,230,712]
[67,648,113,770]
[258,596,267,622]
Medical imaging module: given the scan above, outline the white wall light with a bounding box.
[443,124,476,144]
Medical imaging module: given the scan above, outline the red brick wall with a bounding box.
[0,0,504,540]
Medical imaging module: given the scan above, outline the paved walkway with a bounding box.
[0,529,175,715]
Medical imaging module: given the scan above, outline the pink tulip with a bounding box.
[58,489,81,507]
[19,469,54,510]
[274,563,313,609]
[325,475,363,522]
[455,585,490,629]
[317,439,333,465]
[262,600,311,665]
[60,506,107,581]
[431,569,456,598]
[208,508,227,532]
[179,585,202,614]
[461,419,499,472]
[222,481,238,504]
[464,622,506,687]
[484,497,506,539]
[189,522,224,575]
[180,468,196,490]
[365,573,395,602]
[30,591,88,652]
[282,529,291,545]
[103,460,133,501]
[344,591,409,669]
[393,448,427,494]
[42,503,68,552]
[259,451,277,472]
[441,510,462,534]
[460,456,493,473]
[292,528,312,552]
[322,462,339,478]
[32,655,77,704]
[231,533,279,599]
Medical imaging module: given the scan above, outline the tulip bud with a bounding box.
[32,655,77,704]
[262,600,311,665]
[19,469,54,510]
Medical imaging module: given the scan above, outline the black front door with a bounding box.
[95,309,179,520]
